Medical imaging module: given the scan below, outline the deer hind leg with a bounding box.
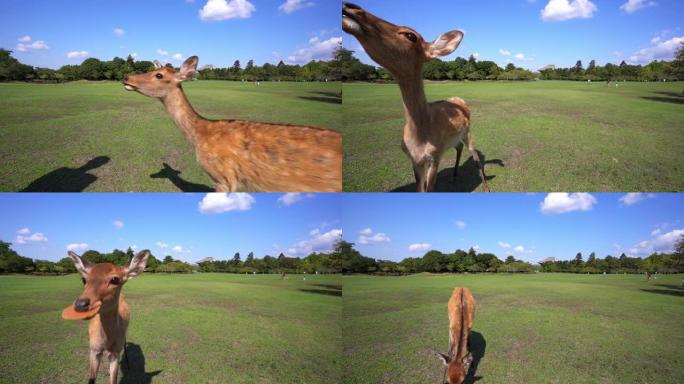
[107,351,120,384]
[413,162,426,192]
[465,131,490,192]
[453,142,464,182]
[88,349,102,383]
[425,157,441,192]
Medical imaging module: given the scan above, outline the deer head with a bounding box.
[62,250,150,320]
[342,2,463,77]
[122,56,198,99]
[437,352,473,384]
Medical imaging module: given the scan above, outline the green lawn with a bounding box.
[0,273,342,384]
[342,81,684,191]
[0,81,341,192]
[342,273,684,384]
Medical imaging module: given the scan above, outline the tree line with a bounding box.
[338,43,684,82]
[0,48,340,83]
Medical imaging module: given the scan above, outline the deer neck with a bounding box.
[396,71,430,137]
[161,86,205,146]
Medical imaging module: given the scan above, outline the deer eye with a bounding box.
[402,32,418,43]
[155,73,164,79]
[110,277,121,285]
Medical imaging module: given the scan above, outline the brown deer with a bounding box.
[342,3,490,192]
[122,57,342,192]
[62,250,150,384]
[436,287,476,384]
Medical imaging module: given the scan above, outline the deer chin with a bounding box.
[123,84,137,91]
[342,15,361,34]
[62,301,102,321]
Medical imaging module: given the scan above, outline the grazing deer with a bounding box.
[436,287,476,384]
[122,57,342,192]
[342,3,490,192]
[62,250,150,384]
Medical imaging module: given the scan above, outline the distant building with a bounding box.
[539,64,556,71]
[196,257,215,264]
[199,64,215,71]
[539,257,557,263]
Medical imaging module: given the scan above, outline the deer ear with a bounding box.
[179,56,199,81]
[437,352,451,366]
[68,251,93,278]
[426,30,463,58]
[125,250,150,279]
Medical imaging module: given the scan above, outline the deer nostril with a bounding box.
[123,75,129,82]
[74,298,90,312]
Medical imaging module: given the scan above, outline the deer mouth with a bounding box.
[62,300,102,321]
[342,5,362,34]
[123,83,137,91]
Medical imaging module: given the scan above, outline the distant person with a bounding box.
[21,156,109,192]
[646,271,652,281]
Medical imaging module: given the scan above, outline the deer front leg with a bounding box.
[465,132,490,192]
[107,351,120,384]
[88,349,102,384]
[412,162,426,192]
[453,142,463,182]
[425,157,441,192]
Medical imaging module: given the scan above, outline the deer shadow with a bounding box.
[298,91,342,104]
[464,331,487,384]
[392,150,504,192]
[21,156,110,192]
[120,342,162,384]
[149,163,214,192]
[641,91,684,105]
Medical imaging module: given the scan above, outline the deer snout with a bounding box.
[74,298,90,312]
[122,75,129,82]
[343,2,361,10]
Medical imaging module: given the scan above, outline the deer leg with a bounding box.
[425,158,441,192]
[88,349,102,384]
[466,131,490,192]
[107,352,120,384]
[413,162,426,192]
[453,142,464,181]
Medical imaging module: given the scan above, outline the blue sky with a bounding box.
[1,0,340,69]
[342,193,683,263]
[343,0,684,70]
[0,193,341,262]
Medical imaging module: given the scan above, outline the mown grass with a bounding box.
[342,81,684,192]
[0,81,341,192]
[342,273,684,384]
[0,273,342,384]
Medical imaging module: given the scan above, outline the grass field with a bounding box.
[342,80,684,192]
[342,273,684,384]
[0,273,342,383]
[0,81,341,192]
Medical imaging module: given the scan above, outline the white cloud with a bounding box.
[114,28,125,37]
[619,192,655,206]
[651,228,661,236]
[514,53,533,61]
[130,53,138,58]
[408,243,431,252]
[499,49,511,56]
[18,35,31,43]
[156,49,169,56]
[628,228,683,256]
[651,36,661,44]
[471,245,481,253]
[286,36,342,64]
[66,243,88,252]
[540,193,597,214]
[287,228,341,256]
[172,245,190,253]
[279,0,315,14]
[455,221,466,229]
[471,52,480,59]
[172,53,183,60]
[627,36,684,64]
[278,192,315,206]
[498,241,511,248]
[514,245,533,254]
[198,193,255,214]
[15,228,48,245]
[17,227,30,235]
[157,241,169,249]
[131,245,138,250]
[541,0,597,22]
[113,220,125,229]
[16,39,49,52]
[199,0,255,21]
[67,51,88,59]
[357,228,390,245]
[620,0,657,14]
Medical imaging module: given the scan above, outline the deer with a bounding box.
[62,250,150,384]
[342,2,490,192]
[122,57,342,192]
[436,287,476,384]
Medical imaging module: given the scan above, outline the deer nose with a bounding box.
[123,75,129,82]
[343,2,361,10]
[74,298,90,312]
